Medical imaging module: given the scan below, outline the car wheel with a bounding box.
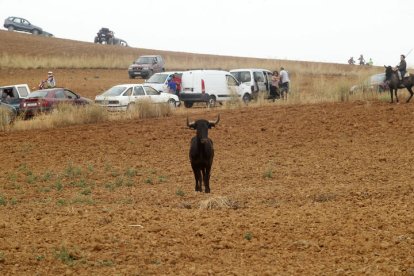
[242,93,251,104]
[7,26,14,32]
[168,98,176,107]
[208,96,216,108]
[184,102,193,108]
[32,29,39,35]
[129,75,135,79]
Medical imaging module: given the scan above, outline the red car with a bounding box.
[20,88,91,118]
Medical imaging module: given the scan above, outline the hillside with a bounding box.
[0,30,382,99]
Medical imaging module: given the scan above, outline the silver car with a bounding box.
[3,16,53,36]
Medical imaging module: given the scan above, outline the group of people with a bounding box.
[348,54,373,66]
[167,73,181,96]
[269,67,290,101]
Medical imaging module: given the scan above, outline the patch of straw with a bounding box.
[199,196,239,210]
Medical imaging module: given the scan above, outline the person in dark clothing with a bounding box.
[397,54,407,81]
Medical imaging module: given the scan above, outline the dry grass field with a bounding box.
[0,30,413,275]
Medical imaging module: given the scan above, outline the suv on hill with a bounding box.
[128,55,165,79]
[3,16,53,36]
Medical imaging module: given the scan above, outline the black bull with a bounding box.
[187,115,220,193]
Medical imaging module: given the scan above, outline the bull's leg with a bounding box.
[191,165,202,192]
[406,87,414,103]
[204,167,211,193]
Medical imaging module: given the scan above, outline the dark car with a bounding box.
[128,55,165,79]
[0,102,17,124]
[3,16,53,36]
[20,88,91,118]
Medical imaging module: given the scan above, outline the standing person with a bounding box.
[367,58,373,66]
[358,54,365,65]
[39,71,56,89]
[172,73,181,97]
[396,54,407,81]
[270,70,280,101]
[167,75,177,94]
[279,67,290,100]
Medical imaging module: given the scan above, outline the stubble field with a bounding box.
[0,31,413,275]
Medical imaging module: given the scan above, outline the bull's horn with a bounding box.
[209,114,220,126]
[187,117,195,128]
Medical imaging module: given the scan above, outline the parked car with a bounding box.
[3,16,53,36]
[128,55,165,79]
[94,84,180,111]
[0,84,31,114]
[349,73,387,94]
[230,69,273,102]
[180,70,250,108]
[0,102,17,124]
[19,88,91,118]
[145,71,182,93]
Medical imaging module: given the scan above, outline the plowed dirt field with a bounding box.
[0,91,413,274]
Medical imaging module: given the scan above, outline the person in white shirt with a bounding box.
[279,67,290,100]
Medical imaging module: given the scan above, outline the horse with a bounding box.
[384,65,414,103]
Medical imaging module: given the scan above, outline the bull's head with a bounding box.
[187,115,220,143]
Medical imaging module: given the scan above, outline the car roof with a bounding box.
[114,84,142,87]
[230,68,272,73]
[153,71,182,75]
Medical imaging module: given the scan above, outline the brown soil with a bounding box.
[0,96,413,275]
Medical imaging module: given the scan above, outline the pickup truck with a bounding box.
[0,84,31,114]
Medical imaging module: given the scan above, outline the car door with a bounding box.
[253,71,266,92]
[20,18,31,32]
[144,86,163,103]
[131,85,148,102]
[226,74,240,96]
[64,89,83,105]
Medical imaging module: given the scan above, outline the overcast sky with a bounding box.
[1,0,413,67]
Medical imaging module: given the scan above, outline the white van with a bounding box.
[180,70,250,107]
[145,71,182,93]
[230,69,273,100]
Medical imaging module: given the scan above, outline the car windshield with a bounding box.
[136,57,154,64]
[146,74,169,84]
[101,86,127,96]
[27,91,48,98]
[231,71,251,83]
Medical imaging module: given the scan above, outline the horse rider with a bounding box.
[396,54,407,81]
